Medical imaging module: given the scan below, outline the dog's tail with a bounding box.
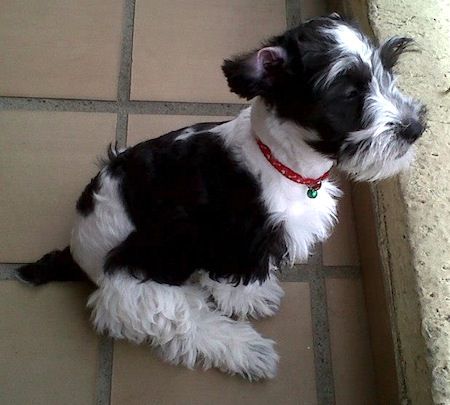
[17,247,88,285]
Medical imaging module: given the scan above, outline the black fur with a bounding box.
[104,127,287,285]
[17,247,88,285]
[76,174,100,216]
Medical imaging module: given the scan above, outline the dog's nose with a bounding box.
[398,119,424,143]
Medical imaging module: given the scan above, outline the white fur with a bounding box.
[216,98,341,264]
[199,270,285,319]
[319,55,360,89]
[323,23,373,66]
[175,128,195,141]
[70,171,134,284]
[317,23,373,89]
[88,272,278,380]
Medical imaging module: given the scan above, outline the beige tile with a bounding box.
[322,174,360,266]
[0,282,98,405]
[0,0,123,99]
[131,0,286,102]
[111,283,316,405]
[326,279,378,405]
[128,114,233,145]
[0,111,116,262]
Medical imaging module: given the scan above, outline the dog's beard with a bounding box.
[337,129,415,181]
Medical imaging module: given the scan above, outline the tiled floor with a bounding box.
[0,1,379,404]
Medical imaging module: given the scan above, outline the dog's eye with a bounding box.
[345,89,359,100]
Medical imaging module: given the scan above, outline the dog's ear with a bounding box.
[222,46,288,100]
[379,36,415,70]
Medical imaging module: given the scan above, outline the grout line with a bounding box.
[115,109,128,149]
[0,96,245,117]
[308,244,323,266]
[0,97,118,113]
[115,0,136,147]
[117,0,136,105]
[310,277,336,405]
[0,263,21,281]
[96,336,114,405]
[308,244,336,404]
[286,0,303,28]
[125,100,245,116]
[281,264,360,282]
[280,266,312,282]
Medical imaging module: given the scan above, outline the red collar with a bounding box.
[255,137,331,198]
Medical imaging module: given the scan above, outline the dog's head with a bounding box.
[222,13,426,181]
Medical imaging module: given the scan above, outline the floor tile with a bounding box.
[322,174,360,266]
[0,111,116,262]
[111,283,317,405]
[0,0,123,99]
[131,0,286,102]
[0,281,98,405]
[128,114,233,146]
[326,279,378,404]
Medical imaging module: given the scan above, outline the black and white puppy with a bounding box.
[19,14,426,380]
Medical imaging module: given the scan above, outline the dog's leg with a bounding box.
[88,273,278,380]
[199,270,284,320]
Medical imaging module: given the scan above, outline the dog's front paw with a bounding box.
[200,273,284,320]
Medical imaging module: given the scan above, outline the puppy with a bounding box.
[18,14,425,380]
